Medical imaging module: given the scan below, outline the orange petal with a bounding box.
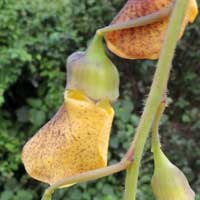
[22,90,114,185]
[106,0,198,60]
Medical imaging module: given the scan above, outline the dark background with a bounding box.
[0,0,199,199]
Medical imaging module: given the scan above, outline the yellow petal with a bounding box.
[106,0,198,60]
[188,0,198,23]
[22,90,114,185]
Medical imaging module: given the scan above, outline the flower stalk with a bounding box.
[97,3,173,36]
[151,95,167,152]
[42,160,131,200]
[123,0,190,200]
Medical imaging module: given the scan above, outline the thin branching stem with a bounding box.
[123,0,190,199]
[151,95,167,152]
[41,160,131,200]
[97,3,173,36]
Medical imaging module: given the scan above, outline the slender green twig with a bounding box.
[151,95,167,152]
[41,160,131,200]
[97,3,173,36]
[123,0,190,200]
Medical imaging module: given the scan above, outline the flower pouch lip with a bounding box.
[105,0,198,60]
[22,90,114,185]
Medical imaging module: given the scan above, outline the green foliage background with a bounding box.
[0,0,199,199]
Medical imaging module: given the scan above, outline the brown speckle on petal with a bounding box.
[106,0,198,60]
[22,90,114,185]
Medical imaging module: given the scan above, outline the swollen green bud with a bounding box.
[66,34,119,101]
[151,147,195,200]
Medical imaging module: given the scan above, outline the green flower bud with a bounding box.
[151,147,195,200]
[66,34,119,101]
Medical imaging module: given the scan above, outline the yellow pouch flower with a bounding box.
[106,0,198,59]
[22,90,114,185]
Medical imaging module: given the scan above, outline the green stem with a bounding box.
[123,0,190,200]
[41,160,131,200]
[86,34,105,60]
[97,3,173,36]
[151,96,167,153]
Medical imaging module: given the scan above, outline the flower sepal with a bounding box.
[66,34,119,102]
[151,146,195,200]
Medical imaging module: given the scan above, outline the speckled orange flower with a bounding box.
[22,90,114,185]
[106,0,198,59]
